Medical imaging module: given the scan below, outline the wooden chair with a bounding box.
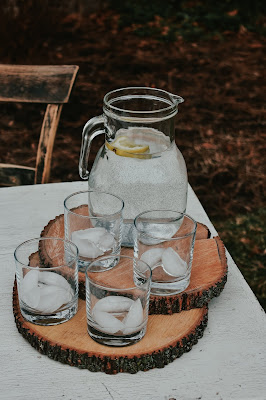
[0,64,79,186]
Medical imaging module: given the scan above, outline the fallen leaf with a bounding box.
[239,25,247,34]
[227,9,238,17]
[202,143,216,149]
[161,26,170,36]
[240,237,251,245]
[249,43,263,49]
[251,245,263,255]
[236,217,245,225]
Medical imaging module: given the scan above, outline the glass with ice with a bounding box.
[79,87,187,247]
[134,210,197,295]
[64,190,124,271]
[14,237,79,325]
[86,255,151,346]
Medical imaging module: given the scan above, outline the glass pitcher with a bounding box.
[79,87,187,246]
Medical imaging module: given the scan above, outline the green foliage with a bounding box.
[108,0,265,40]
[214,209,266,311]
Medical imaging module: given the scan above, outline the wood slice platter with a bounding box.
[13,282,208,374]
[13,210,227,374]
[40,210,228,314]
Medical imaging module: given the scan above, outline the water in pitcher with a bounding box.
[88,127,188,246]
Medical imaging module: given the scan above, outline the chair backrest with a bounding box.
[0,64,79,186]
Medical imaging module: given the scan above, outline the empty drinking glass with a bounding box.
[14,237,79,325]
[64,190,124,271]
[134,210,197,295]
[86,255,151,346]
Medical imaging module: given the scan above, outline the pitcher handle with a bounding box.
[79,115,105,179]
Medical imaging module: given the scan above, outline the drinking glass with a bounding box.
[134,210,197,295]
[14,237,79,325]
[86,255,151,346]
[64,190,124,271]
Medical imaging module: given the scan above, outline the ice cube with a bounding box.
[93,295,134,313]
[21,286,41,309]
[98,232,115,251]
[92,309,124,334]
[72,227,106,242]
[22,269,39,292]
[37,285,72,313]
[161,247,188,277]
[39,284,72,300]
[140,248,164,269]
[38,271,71,291]
[76,237,104,258]
[123,298,144,335]
[71,227,114,258]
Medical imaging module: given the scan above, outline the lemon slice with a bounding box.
[106,136,150,158]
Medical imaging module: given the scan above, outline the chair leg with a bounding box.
[35,104,63,184]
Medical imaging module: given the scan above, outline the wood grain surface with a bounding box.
[0,64,79,103]
[13,283,208,374]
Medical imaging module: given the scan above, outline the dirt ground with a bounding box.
[0,10,265,304]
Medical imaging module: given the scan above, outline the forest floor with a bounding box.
[0,9,265,309]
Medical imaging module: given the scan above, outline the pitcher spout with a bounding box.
[170,93,184,105]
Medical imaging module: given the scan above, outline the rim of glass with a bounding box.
[103,86,183,115]
[64,190,124,218]
[85,255,152,291]
[14,237,79,270]
[134,210,197,240]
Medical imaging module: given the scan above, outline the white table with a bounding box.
[0,181,265,400]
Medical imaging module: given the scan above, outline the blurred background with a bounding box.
[0,0,265,309]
